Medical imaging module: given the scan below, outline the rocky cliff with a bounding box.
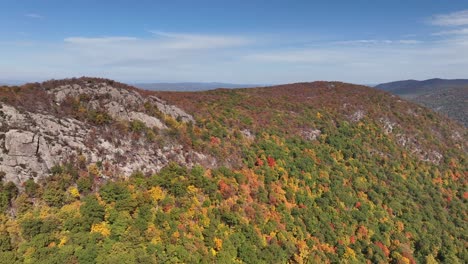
[0,78,215,185]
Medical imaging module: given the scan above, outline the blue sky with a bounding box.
[1,0,468,84]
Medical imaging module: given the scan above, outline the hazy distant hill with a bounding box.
[134,82,257,91]
[0,80,26,86]
[376,78,468,97]
[376,78,468,126]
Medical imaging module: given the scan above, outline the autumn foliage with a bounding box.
[0,78,466,263]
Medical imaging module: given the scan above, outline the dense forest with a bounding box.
[0,79,466,263]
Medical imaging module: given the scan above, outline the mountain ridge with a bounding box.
[0,77,466,263]
[1,77,465,184]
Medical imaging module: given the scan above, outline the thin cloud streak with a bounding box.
[333,39,422,45]
[64,37,138,44]
[149,30,252,49]
[430,9,468,26]
[60,32,254,68]
[25,13,44,19]
[432,28,468,36]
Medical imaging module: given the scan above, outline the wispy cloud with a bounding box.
[57,32,254,77]
[3,9,468,84]
[64,37,138,44]
[399,40,422,44]
[25,13,44,19]
[3,29,468,84]
[430,9,468,26]
[432,28,468,36]
[149,30,251,49]
[246,49,338,63]
[333,39,422,45]
[244,38,468,83]
[64,32,251,51]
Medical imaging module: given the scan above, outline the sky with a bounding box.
[1,0,468,84]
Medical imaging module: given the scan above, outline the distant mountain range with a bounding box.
[376,78,468,126]
[376,78,468,97]
[133,82,257,91]
[0,80,27,86]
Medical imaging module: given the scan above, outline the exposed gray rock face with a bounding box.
[105,101,128,119]
[103,101,166,129]
[128,112,167,129]
[150,96,195,123]
[0,104,26,127]
[0,83,212,186]
[380,117,396,134]
[4,130,39,157]
[1,130,48,184]
[50,83,174,129]
[301,128,321,141]
[49,83,195,125]
[378,116,443,164]
[0,104,89,184]
[50,83,143,106]
[349,110,365,122]
[240,129,255,141]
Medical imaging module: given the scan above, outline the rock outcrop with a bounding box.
[0,80,214,185]
[301,128,321,141]
[150,96,195,123]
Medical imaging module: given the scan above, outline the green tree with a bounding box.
[80,195,105,229]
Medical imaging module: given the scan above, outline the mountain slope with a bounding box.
[0,78,466,263]
[376,78,468,126]
[411,87,468,127]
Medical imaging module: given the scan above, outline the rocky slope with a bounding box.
[0,78,215,185]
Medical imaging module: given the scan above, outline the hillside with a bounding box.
[412,87,468,127]
[0,78,466,263]
[376,79,468,126]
